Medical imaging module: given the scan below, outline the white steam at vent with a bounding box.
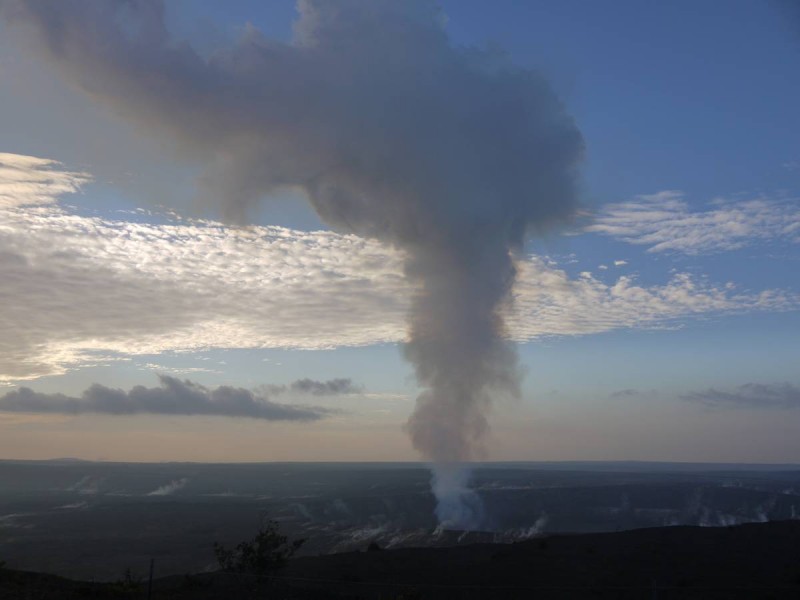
[147,478,188,497]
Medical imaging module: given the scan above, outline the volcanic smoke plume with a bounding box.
[2,0,583,528]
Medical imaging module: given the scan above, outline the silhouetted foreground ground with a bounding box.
[3,520,800,598]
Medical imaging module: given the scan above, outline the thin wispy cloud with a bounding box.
[509,262,794,340]
[1,155,798,381]
[609,389,639,399]
[289,378,362,396]
[682,383,800,410]
[587,191,800,254]
[0,153,89,208]
[0,375,345,421]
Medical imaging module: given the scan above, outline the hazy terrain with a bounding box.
[2,460,800,581]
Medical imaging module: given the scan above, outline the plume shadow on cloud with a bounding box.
[0,375,340,421]
[682,383,800,409]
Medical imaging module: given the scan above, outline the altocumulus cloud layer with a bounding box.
[588,191,800,254]
[0,153,797,382]
[0,375,354,420]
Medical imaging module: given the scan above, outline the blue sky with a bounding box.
[0,0,798,462]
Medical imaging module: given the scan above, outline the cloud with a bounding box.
[587,191,800,254]
[508,262,795,340]
[289,378,361,396]
[0,154,798,381]
[137,362,220,376]
[613,260,627,267]
[682,383,800,409]
[0,152,89,208]
[0,153,408,380]
[0,375,336,421]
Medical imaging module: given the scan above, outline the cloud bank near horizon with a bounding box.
[0,375,353,420]
[682,382,800,410]
[0,153,797,382]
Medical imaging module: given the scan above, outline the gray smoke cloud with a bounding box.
[0,375,339,421]
[2,0,583,527]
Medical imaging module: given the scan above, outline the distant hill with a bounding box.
[3,520,800,598]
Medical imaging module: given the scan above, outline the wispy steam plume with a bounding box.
[147,478,188,496]
[3,0,583,527]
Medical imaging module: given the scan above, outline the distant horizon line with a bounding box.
[2,457,799,469]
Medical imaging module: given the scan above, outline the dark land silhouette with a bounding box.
[3,520,800,599]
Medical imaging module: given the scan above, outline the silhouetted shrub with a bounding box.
[214,519,304,575]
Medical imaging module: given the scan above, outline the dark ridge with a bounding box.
[3,520,800,598]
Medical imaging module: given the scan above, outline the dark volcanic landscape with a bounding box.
[2,460,800,583]
[3,520,800,598]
